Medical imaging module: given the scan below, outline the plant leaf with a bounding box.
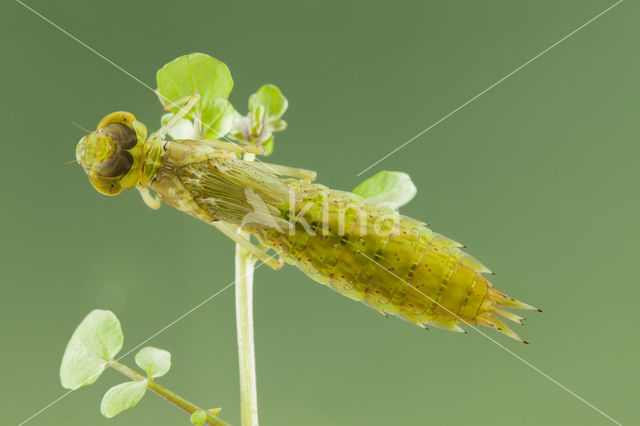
[60,310,124,390]
[353,171,417,209]
[270,119,287,132]
[135,346,171,379]
[201,98,234,138]
[249,84,288,121]
[100,380,148,418]
[190,410,207,425]
[156,52,233,120]
[261,135,274,156]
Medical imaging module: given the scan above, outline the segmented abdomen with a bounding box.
[250,182,538,342]
[163,152,538,342]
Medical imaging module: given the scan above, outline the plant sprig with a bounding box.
[60,310,228,426]
[156,52,288,157]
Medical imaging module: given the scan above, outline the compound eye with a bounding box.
[88,170,123,195]
[100,122,137,150]
[99,150,134,178]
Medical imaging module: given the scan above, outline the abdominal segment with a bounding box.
[249,183,538,342]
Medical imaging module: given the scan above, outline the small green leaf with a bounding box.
[249,84,288,121]
[207,408,222,416]
[353,171,417,209]
[270,119,287,132]
[157,53,233,120]
[261,136,274,156]
[201,98,234,138]
[60,310,124,390]
[135,346,171,379]
[100,380,148,418]
[190,410,207,425]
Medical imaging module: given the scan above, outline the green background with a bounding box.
[1,1,637,425]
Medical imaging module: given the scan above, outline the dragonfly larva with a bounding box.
[75,94,539,342]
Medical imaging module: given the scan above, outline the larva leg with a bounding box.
[194,138,264,155]
[161,139,227,167]
[155,90,200,112]
[221,223,276,252]
[154,93,201,138]
[137,185,161,210]
[164,141,262,170]
[251,161,317,182]
[244,233,273,253]
[156,91,262,155]
[213,222,284,270]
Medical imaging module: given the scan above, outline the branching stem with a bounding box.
[108,360,229,426]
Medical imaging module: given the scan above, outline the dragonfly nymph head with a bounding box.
[76,112,149,195]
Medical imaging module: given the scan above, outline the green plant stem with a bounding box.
[109,360,229,426]
[235,152,259,426]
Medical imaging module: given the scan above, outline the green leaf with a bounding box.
[156,52,233,120]
[201,98,234,138]
[60,310,124,390]
[249,84,288,121]
[207,408,222,416]
[269,119,287,132]
[261,135,274,156]
[190,410,207,425]
[353,171,417,209]
[100,380,148,418]
[135,346,171,379]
